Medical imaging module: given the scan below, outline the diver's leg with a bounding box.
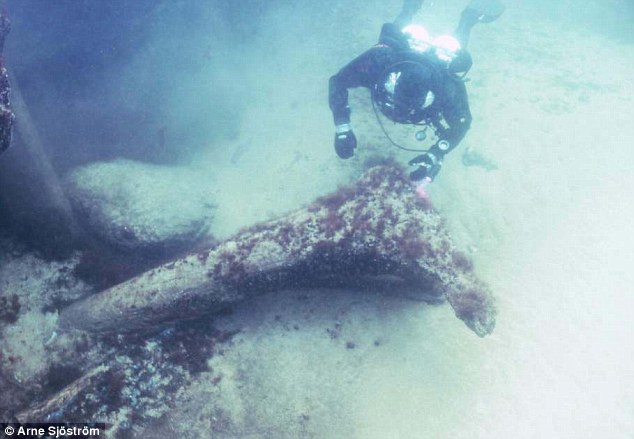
[454,0,505,48]
[394,0,424,28]
[454,7,481,47]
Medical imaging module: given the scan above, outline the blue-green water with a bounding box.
[0,1,632,437]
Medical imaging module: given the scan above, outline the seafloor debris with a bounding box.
[0,9,14,155]
[461,146,498,171]
[58,165,496,337]
[10,319,237,434]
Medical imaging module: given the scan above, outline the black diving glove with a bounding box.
[334,124,356,159]
[409,151,442,181]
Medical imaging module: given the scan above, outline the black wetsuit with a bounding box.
[328,23,472,159]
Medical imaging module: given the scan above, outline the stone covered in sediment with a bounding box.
[64,159,216,254]
[58,165,496,336]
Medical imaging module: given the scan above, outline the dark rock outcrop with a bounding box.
[64,159,216,254]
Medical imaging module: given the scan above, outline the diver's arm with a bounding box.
[430,115,471,157]
[328,49,382,125]
[409,110,470,182]
[408,77,471,181]
[329,47,391,159]
[329,50,381,159]
[328,73,352,126]
[430,77,472,157]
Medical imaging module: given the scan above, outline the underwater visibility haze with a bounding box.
[0,0,632,437]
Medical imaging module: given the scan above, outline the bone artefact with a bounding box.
[58,165,496,336]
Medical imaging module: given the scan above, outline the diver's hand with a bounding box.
[334,124,356,159]
[409,152,442,181]
[413,176,433,201]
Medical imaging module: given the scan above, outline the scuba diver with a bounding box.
[328,0,505,191]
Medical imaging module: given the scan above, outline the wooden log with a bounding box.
[0,9,78,243]
[16,365,110,423]
[5,74,80,239]
[58,165,496,336]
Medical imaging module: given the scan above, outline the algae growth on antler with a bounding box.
[58,165,496,337]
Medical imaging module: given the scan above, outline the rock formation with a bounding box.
[58,165,496,337]
[64,159,216,253]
